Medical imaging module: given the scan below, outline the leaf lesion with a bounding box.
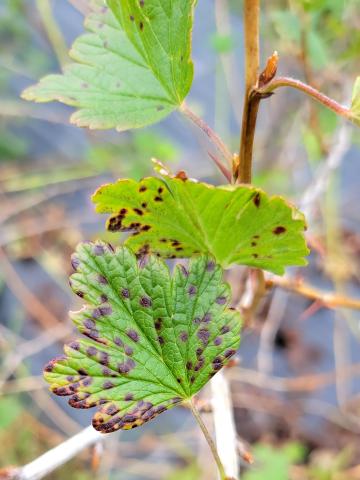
[44,241,241,431]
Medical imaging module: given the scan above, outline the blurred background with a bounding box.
[0,0,360,478]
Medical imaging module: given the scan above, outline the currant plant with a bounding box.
[22,1,359,479]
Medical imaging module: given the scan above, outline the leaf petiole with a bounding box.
[188,399,227,480]
[256,76,354,123]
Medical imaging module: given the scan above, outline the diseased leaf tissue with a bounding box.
[44,242,241,432]
[93,171,309,275]
[30,0,310,437]
[21,0,196,131]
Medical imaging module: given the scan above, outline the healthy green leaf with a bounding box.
[44,241,241,433]
[92,172,309,275]
[243,443,305,480]
[350,77,360,126]
[21,0,196,131]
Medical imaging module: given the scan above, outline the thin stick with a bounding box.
[13,426,103,480]
[36,0,69,68]
[0,246,62,329]
[236,0,260,183]
[180,103,233,167]
[211,371,239,478]
[267,276,360,310]
[189,400,227,480]
[256,76,354,123]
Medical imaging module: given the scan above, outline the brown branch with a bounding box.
[235,0,260,183]
[267,276,360,310]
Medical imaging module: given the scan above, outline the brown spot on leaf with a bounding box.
[106,404,120,415]
[103,381,114,390]
[253,192,261,207]
[125,345,133,356]
[71,256,80,271]
[207,261,215,271]
[86,346,98,356]
[139,185,147,192]
[84,319,96,330]
[179,265,189,276]
[188,285,197,296]
[175,170,188,181]
[108,215,124,232]
[133,208,143,216]
[216,296,227,305]
[179,332,188,342]
[44,362,54,372]
[220,325,230,335]
[197,328,210,345]
[93,244,105,256]
[99,352,110,366]
[121,288,130,299]
[212,357,223,371]
[202,313,212,323]
[69,341,80,351]
[98,274,108,285]
[196,347,203,358]
[273,226,286,235]
[125,393,134,401]
[126,329,139,342]
[140,296,152,308]
[224,349,236,358]
[99,306,112,316]
[194,357,205,371]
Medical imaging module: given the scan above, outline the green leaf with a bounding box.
[350,77,360,126]
[92,172,309,275]
[21,0,196,131]
[0,397,23,430]
[44,242,241,433]
[243,443,305,480]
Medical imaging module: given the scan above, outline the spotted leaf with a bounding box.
[93,173,309,275]
[350,77,360,126]
[21,0,196,131]
[44,242,241,433]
